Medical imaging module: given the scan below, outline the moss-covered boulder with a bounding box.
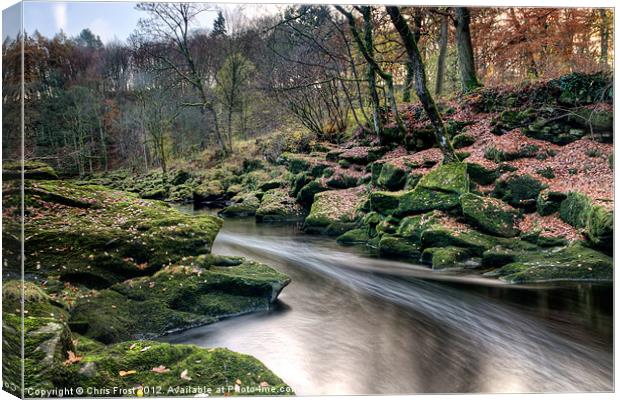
[586,205,613,253]
[377,163,407,190]
[559,192,592,228]
[57,341,291,396]
[421,246,471,270]
[296,179,329,206]
[369,191,404,215]
[219,194,261,218]
[326,172,359,189]
[488,243,612,283]
[492,174,546,211]
[396,211,441,243]
[417,162,470,195]
[466,163,500,185]
[482,247,517,267]
[304,188,366,233]
[193,180,225,204]
[452,134,476,149]
[336,228,370,245]
[378,235,421,259]
[460,193,521,237]
[22,180,222,287]
[3,160,59,180]
[256,189,304,222]
[397,187,460,215]
[536,190,567,216]
[69,256,290,344]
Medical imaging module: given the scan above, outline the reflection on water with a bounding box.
[165,213,613,395]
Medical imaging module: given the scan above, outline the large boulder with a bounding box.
[3,160,59,180]
[397,187,460,215]
[586,205,613,253]
[69,256,290,344]
[255,189,304,222]
[369,191,405,215]
[492,174,546,211]
[22,180,222,287]
[376,163,407,190]
[304,188,366,233]
[296,179,329,206]
[460,193,521,237]
[417,162,470,194]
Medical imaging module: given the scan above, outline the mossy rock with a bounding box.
[460,193,521,237]
[296,180,328,206]
[336,228,370,245]
[452,134,476,149]
[492,174,546,211]
[536,190,567,216]
[258,179,285,192]
[193,181,225,203]
[417,162,469,195]
[3,160,59,180]
[488,243,612,283]
[170,170,191,186]
[559,192,592,228]
[56,341,292,396]
[369,191,404,216]
[304,188,366,233]
[586,205,613,253]
[569,107,613,133]
[23,180,222,287]
[69,257,290,344]
[256,189,304,222]
[378,235,421,259]
[421,246,471,270]
[290,172,313,197]
[404,173,422,190]
[377,163,407,191]
[141,187,169,200]
[397,187,460,215]
[396,211,441,243]
[219,195,261,218]
[466,163,500,186]
[482,247,517,267]
[326,172,359,189]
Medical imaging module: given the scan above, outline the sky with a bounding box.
[6,1,283,44]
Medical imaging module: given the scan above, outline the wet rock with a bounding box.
[460,193,521,237]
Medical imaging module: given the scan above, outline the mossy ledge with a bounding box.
[3,170,292,395]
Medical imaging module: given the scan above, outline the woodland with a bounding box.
[2,4,615,397]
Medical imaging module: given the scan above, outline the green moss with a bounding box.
[492,174,546,211]
[396,211,441,243]
[3,160,59,180]
[422,247,471,270]
[377,163,407,190]
[397,187,460,215]
[296,180,328,206]
[369,191,404,215]
[489,243,612,283]
[452,133,476,149]
[460,193,521,237]
[24,180,222,287]
[536,190,567,216]
[482,247,517,267]
[256,189,304,222]
[56,341,292,396]
[70,257,290,344]
[336,228,370,245]
[586,206,613,253]
[417,162,469,195]
[559,192,592,228]
[378,235,421,259]
[193,181,225,202]
[465,163,499,185]
[304,188,366,232]
[220,195,261,218]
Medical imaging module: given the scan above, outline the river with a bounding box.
[165,211,613,395]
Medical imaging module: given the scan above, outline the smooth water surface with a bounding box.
[165,211,613,395]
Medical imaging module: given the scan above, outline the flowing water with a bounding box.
[165,210,613,395]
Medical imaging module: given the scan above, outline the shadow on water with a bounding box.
[165,210,613,395]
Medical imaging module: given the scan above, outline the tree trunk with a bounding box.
[362,7,383,137]
[454,7,481,92]
[386,6,457,163]
[403,11,422,102]
[599,9,609,68]
[435,14,448,96]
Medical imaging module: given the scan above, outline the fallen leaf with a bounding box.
[235,379,242,385]
[64,351,82,366]
[151,365,170,374]
[119,370,137,377]
[140,346,151,352]
[180,369,192,381]
[259,382,270,388]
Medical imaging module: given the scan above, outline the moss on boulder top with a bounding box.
[417,162,469,195]
[256,188,304,222]
[304,187,367,233]
[22,179,222,287]
[460,193,521,237]
[58,341,291,396]
[3,160,59,180]
[69,255,290,344]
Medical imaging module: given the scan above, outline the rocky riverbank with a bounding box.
[2,165,292,396]
[80,72,613,284]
